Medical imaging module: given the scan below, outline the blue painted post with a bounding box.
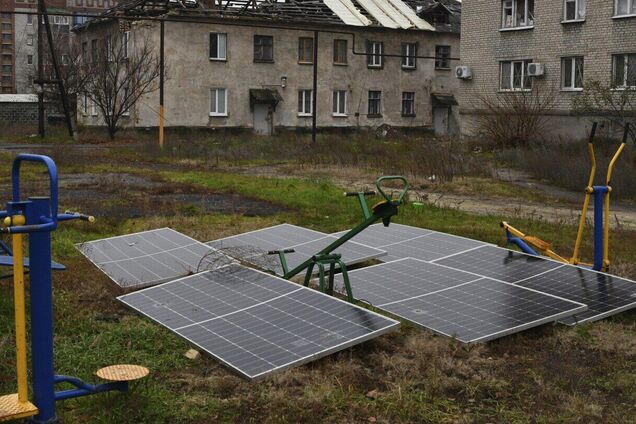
[592,186,608,272]
[28,197,57,424]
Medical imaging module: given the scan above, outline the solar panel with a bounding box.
[77,228,232,289]
[333,223,489,262]
[334,258,587,342]
[435,245,636,325]
[208,224,386,275]
[118,264,399,380]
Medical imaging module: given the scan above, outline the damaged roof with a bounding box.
[93,0,460,32]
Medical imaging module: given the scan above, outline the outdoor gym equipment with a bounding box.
[268,175,409,301]
[502,122,631,272]
[0,154,147,423]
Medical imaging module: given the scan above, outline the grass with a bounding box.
[0,136,634,423]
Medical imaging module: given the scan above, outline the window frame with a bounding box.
[614,0,636,17]
[298,37,314,65]
[612,53,636,89]
[368,90,382,117]
[401,92,416,117]
[254,35,274,63]
[298,89,313,116]
[501,0,535,29]
[332,90,347,117]
[499,59,533,91]
[561,56,584,91]
[123,31,130,59]
[563,0,586,22]
[209,32,227,61]
[435,45,451,70]
[401,42,417,69]
[209,87,228,117]
[333,39,348,65]
[367,41,383,69]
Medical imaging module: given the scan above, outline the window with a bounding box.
[401,43,416,69]
[26,34,33,46]
[27,14,33,24]
[333,39,347,65]
[1,23,11,31]
[82,94,89,115]
[298,89,312,116]
[1,64,11,74]
[615,0,636,15]
[435,45,451,69]
[209,33,227,60]
[298,37,313,64]
[612,53,636,88]
[209,88,228,116]
[91,39,98,62]
[561,56,584,90]
[61,54,69,65]
[401,92,415,116]
[501,0,535,28]
[564,0,586,21]
[500,60,533,91]
[81,42,87,63]
[254,35,273,62]
[90,100,97,117]
[1,13,11,20]
[368,90,381,116]
[332,90,347,116]
[367,41,383,68]
[27,54,33,65]
[123,31,130,59]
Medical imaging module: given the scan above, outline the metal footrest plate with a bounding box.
[0,394,38,422]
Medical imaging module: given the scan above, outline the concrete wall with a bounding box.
[458,0,636,140]
[78,19,460,132]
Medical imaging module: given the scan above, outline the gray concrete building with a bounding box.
[458,0,636,139]
[75,0,461,135]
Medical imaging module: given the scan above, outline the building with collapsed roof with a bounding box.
[74,0,461,135]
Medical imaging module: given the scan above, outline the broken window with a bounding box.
[401,43,416,69]
[500,60,533,91]
[564,0,586,20]
[209,33,227,60]
[254,35,273,62]
[332,90,347,116]
[501,0,534,28]
[298,89,312,116]
[401,92,415,116]
[612,54,636,88]
[298,37,313,64]
[367,41,383,68]
[210,88,227,116]
[561,56,584,90]
[368,90,381,116]
[333,39,347,65]
[435,45,451,69]
[615,0,636,15]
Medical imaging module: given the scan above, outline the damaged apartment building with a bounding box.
[74,0,461,135]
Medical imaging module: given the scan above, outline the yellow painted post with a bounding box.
[603,143,626,270]
[571,143,596,265]
[10,215,28,403]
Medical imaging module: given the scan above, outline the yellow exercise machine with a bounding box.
[502,122,631,272]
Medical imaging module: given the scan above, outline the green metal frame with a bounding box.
[270,176,409,302]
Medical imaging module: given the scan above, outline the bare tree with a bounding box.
[572,64,636,141]
[79,30,160,139]
[471,84,558,148]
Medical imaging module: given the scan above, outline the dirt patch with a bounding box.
[0,172,288,218]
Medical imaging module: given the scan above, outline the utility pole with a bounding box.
[159,20,164,149]
[311,30,318,144]
[37,2,44,137]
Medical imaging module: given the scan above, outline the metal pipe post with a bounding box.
[159,20,165,149]
[592,186,608,272]
[27,198,57,424]
[311,30,318,144]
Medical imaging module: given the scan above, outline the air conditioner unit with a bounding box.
[527,63,545,77]
[455,66,473,80]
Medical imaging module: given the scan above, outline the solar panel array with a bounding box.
[207,224,386,275]
[332,223,636,338]
[118,264,399,380]
[77,228,232,289]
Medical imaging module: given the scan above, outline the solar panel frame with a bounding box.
[334,257,587,342]
[77,228,232,289]
[207,224,386,275]
[118,264,400,380]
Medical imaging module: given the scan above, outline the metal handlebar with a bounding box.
[588,122,598,144]
[375,176,409,205]
[11,154,58,232]
[267,249,295,255]
[344,191,376,197]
